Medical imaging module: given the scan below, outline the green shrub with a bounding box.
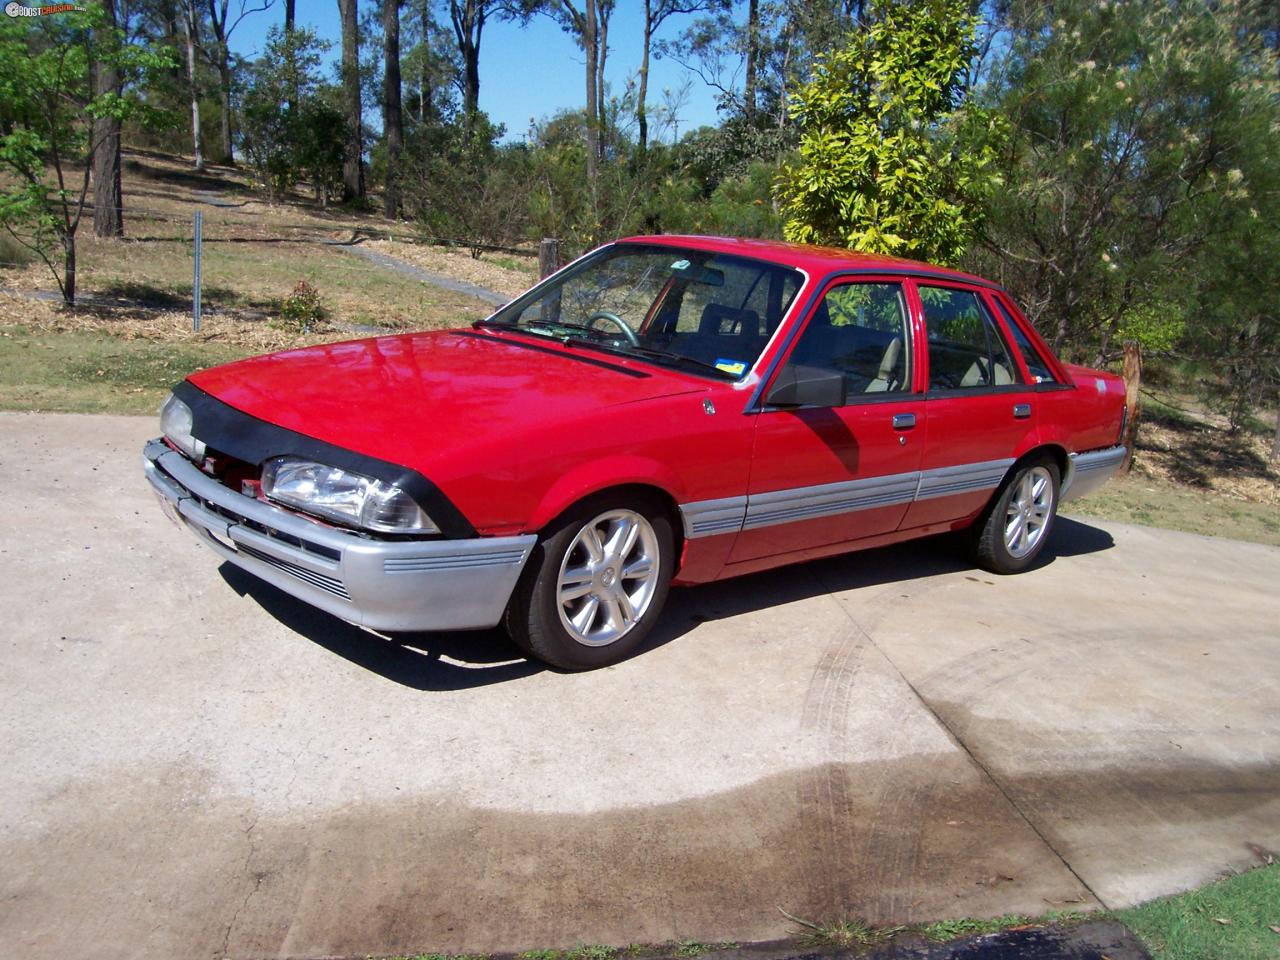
[274,280,325,333]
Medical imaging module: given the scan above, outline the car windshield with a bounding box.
[481,244,804,379]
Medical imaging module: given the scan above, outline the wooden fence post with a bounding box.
[1120,340,1142,473]
[538,238,562,280]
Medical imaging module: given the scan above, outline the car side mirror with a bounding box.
[765,364,846,408]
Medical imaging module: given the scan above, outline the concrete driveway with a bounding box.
[2,412,1277,960]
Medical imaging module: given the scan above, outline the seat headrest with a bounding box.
[700,303,761,336]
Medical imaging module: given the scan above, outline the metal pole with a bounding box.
[193,210,203,332]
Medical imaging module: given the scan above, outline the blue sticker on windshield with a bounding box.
[715,358,747,376]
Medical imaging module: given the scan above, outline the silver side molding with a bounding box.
[743,470,919,531]
[914,458,1015,502]
[680,495,749,539]
[679,457,1016,538]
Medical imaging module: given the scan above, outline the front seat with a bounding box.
[865,336,902,392]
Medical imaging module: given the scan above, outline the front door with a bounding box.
[728,278,925,564]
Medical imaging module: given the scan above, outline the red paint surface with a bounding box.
[186,237,1125,584]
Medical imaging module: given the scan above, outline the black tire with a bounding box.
[505,492,675,671]
[970,457,1061,574]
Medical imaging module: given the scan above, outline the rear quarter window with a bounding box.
[993,298,1058,384]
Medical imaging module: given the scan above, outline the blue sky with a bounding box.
[228,2,733,143]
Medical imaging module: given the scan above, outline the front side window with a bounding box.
[785,281,912,398]
[919,286,1020,391]
[486,245,802,379]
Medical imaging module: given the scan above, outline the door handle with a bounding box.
[1013,403,1032,420]
[892,413,917,430]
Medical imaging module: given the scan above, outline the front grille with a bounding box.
[235,542,352,601]
[179,483,341,562]
[156,455,351,601]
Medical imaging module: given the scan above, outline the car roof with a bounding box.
[616,234,997,289]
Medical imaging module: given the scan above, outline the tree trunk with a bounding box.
[160,0,183,85]
[450,0,483,129]
[218,55,234,163]
[338,0,364,200]
[92,0,124,238]
[383,0,404,218]
[595,1,608,150]
[418,0,428,123]
[183,2,204,171]
[1119,340,1142,473]
[63,233,76,305]
[583,0,598,184]
[1272,406,1280,461]
[462,41,480,119]
[284,0,296,113]
[744,0,759,120]
[637,0,650,150]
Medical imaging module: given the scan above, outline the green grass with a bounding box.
[671,940,738,958]
[1063,472,1280,547]
[778,909,900,950]
[917,914,1040,941]
[1115,864,1280,960]
[0,325,255,415]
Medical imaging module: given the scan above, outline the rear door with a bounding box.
[728,277,925,564]
[899,282,1040,530]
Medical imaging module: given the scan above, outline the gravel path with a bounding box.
[327,242,510,307]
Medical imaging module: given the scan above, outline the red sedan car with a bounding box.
[144,236,1127,670]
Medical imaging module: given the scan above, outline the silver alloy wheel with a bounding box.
[1004,465,1054,559]
[556,508,661,647]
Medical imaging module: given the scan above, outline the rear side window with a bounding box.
[919,286,1020,391]
[992,298,1058,383]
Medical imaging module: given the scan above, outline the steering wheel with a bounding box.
[586,310,640,346]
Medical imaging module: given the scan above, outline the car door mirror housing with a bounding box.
[766,364,847,408]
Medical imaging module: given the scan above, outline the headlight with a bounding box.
[260,457,440,534]
[160,393,206,462]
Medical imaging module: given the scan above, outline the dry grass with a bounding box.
[0,291,340,353]
[0,149,506,334]
[1064,393,1280,546]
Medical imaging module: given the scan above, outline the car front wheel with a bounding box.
[505,494,674,670]
[971,458,1060,574]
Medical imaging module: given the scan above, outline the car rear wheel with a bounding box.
[505,494,674,670]
[971,458,1060,574]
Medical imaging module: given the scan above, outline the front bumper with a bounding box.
[143,439,536,631]
[1061,444,1126,502]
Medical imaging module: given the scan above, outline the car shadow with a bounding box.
[638,515,1115,652]
[218,564,543,691]
[218,516,1114,688]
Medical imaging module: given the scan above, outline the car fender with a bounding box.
[524,454,689,533]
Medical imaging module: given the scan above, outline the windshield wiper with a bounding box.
[617,345,738,378]
[479,323,737,379]
[475,318,605,339]
[560,338,736,379]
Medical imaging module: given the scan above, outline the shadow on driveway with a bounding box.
[219,516,1114,689]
